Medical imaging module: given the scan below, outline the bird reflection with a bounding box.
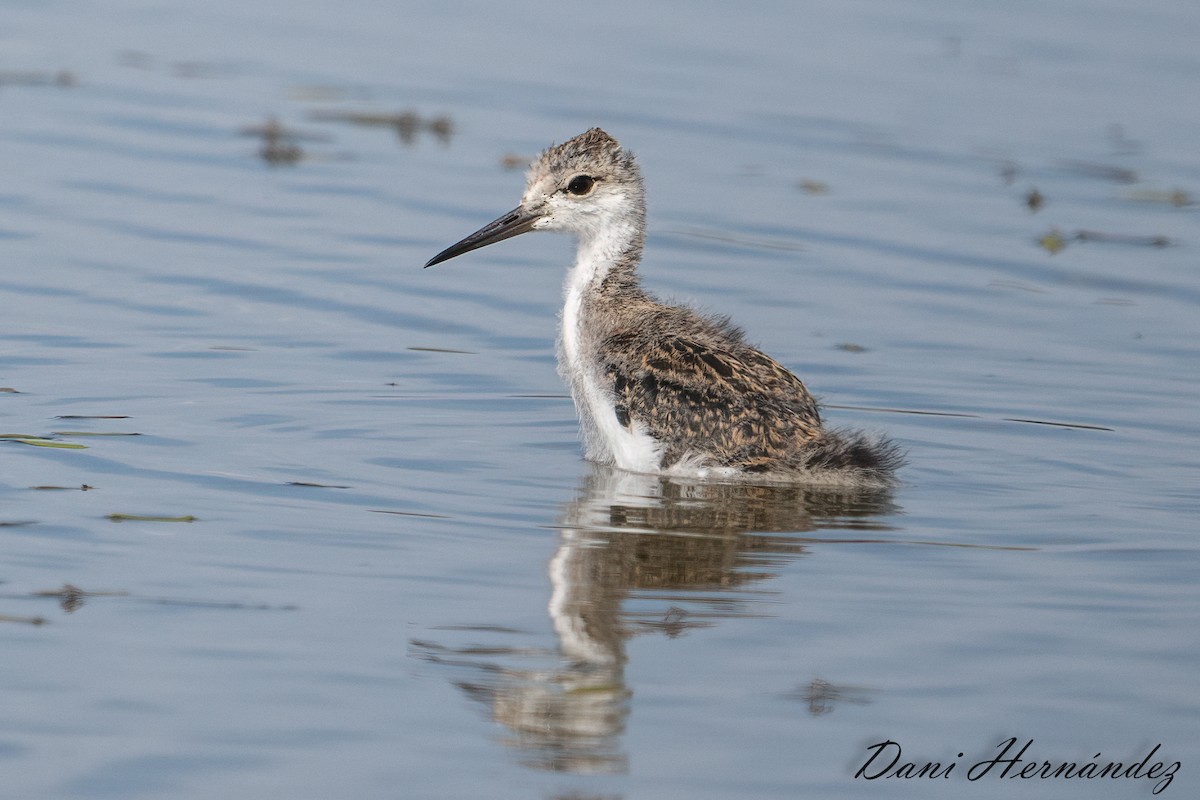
[411,466,897,774]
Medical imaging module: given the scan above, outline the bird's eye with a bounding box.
[566,175,596,196]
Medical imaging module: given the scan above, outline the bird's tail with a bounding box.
[800,428,906,485]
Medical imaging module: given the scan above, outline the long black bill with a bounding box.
[424,206,539,268]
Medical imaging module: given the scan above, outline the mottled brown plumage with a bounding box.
[426,128,902,486]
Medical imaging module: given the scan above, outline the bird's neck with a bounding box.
[558,217,648,466]
[560,216,643,372]
[568,216,645,303]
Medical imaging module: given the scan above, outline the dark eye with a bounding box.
[566,175,596,196]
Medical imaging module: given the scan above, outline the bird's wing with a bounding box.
[601,332,822,466]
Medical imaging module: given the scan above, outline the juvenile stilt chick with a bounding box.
[427,128,902,487]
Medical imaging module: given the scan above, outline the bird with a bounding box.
[425,128,902,487]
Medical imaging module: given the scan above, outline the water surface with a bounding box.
[2,2,1197,798]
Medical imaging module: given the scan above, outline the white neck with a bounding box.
[560,239,610,394]
[556,222,659,471]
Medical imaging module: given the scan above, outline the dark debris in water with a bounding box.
[1126,187,1192,208]
[116,51,244,80]
[286,481,350,489]
[33,584,129,613]
[0,614,47,626]
[368,508,451,519]
[796,179,830,195]
[786,677,875,716]
[1038,227,1172,254]
[1075,229,1172,246]
[30,484,95,491]
[1057,159,1138,184]
[0,70,77,88]
[989,280,1048,294]
[827,403,1114,432]
[1025,187,1045,212]
[1001,416,1115,431]
[1,387,20,393]
[14,583,298,614]
[1,520,38,528]
[261,139,303,165]
[0,433,87,449]
[52,430,141,437]
[54,415,129,420]
[406,346,478,354]
[106,513,197,523]
[240,117,329,166]
[240,116,365,166]
[240,118,332,143]
[144,598,299,612]
[308,108,455,146]
[429,624,530,634]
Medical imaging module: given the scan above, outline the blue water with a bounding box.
[2,1,1197,798]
